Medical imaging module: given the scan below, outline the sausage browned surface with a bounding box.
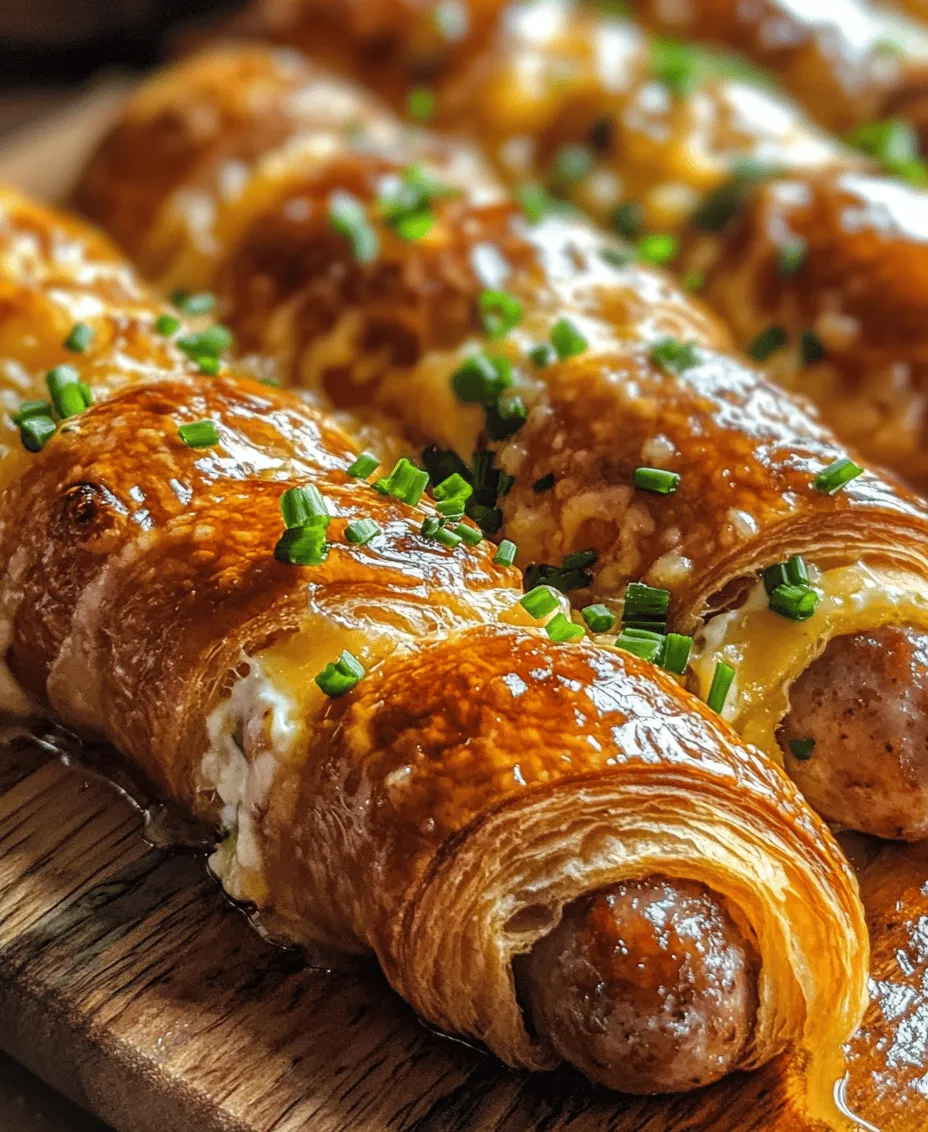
[519,877,757,1093]
[779,627,928,840]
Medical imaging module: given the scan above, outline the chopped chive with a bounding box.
[616,627,665,663]
[19,415,56,452]
[453,521,483,546]
[407,86,435,121]
[622,581,670,628]
[479,289,523,338]
[420,445,468,486]
[637,232,678,266]
[196,356,222,375]
[529,344,553,368]
[279,484,330,530]
[329,190,379,263]
[800,329,825,364]
[532,472,556,493]
[848,118,927,185]
[517,182,556,223]
[778,238,807,277]
[582,603,616,633]
[612,199,643,241]
[691,157,773,232]
[768,582,819,621]
[45,365,85,419]
[762,562,788,595]
[633,466,680,494]
[344,518,381,545]
[707,661,735,713]
[394,209,433,241]
[747,325,787,362]
[525,557,593,594]
[315,649,365,697]
[12,399,52,426]
[274,525,328,566]
[683,270,705,293]
[433,472,472,502]
[64,322,95,353]
[484,395,527,439]
[660,632,692,674]
[788,737,816,761]
[652,37,704,97]
[551,317,588,360]
[155,313,181,336]
[433,525,463,548]
[436,498,465,521]
[520,585,560,619]
[562,549,597,570]
[176,325,233,360]
[551,143,594,187]
[650,336,699,374]
[468,502,502,533]
[786,554,809,585]
[171,290,215,316]
[451,352,511,403]
[546,612,585,643]
[374,457,430,506]
[347,451,380,478]
[178,419,219,448]
[421,516,441,538]
[78,381,93,407]
[494,540,518,567]
[813,457,864,495]
[600,246,635,269]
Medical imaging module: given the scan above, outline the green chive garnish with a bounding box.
[778,238,807,277]
[45,365,85,419]
[613,200,643,241]
[582,604,616,633]
[407,86,435,121]
[637,232,678,266]
[763,554,810,594]
[274,525,328,566]
[468,502,502,533]
[813,457,864,495]
[19,415,56,452]
[551,143,594,187]
[650,337,699,374]
[344,518,381,545]
[485,396,527,440]
[633,466,680,494]
[433,525,462,548]
[518,182,557,223]
[347,451,380,478]
[434,472,472,502]
[616,627,665,663]
[622,582,670,629]
[494,540,517,567]
[454,521,483,546]
[691,158,773,232]
[652,37,704,97]
[707,660,735,713]
[600,246,635,269]
[848,118,927,186]
[788,738,815,761]
[683,270,705,293]
[768,583,819,621]
[546,612,585,643]
[451,353,511,403]
[329,190,379,263]
[532,472,555,493]
[747,325,787,362]
[800,329,825,364]
[155,313,181,336]
[178,419,219,448]
[374,457,430,506]
[196,356,221,375]
[529,344,553,368]
[478,289,523,338]
[176,325,233,360]
[171,290,215,316]
[279,485,330,530]
[64,322,95,353]
[315,650,365,697]
[520,585,560,619]
[12,399,52,426]
[551,317,588,360]
[660,632,692,674]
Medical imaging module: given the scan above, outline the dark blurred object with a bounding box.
[0,0,245,82]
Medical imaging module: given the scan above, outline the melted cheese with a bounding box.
[690,562,928,761]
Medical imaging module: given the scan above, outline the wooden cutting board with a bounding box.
[1,88,928,1132]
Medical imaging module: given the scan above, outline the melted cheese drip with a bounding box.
[690,562,928,762]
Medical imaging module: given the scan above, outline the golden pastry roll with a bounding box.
[631,0,928,142]
[0,186,869,1113]
[76,46,928,842]
[231,0,860,235]
[677,169,928,492]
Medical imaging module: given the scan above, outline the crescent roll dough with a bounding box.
[0,184,867,1122]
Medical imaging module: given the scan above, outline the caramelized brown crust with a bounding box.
[631,0,928,140]
[0,185,869,1106]
[74,46,928,627]
[684,170,928,490]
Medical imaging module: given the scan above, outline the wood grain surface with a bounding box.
[1,90,928,1132]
